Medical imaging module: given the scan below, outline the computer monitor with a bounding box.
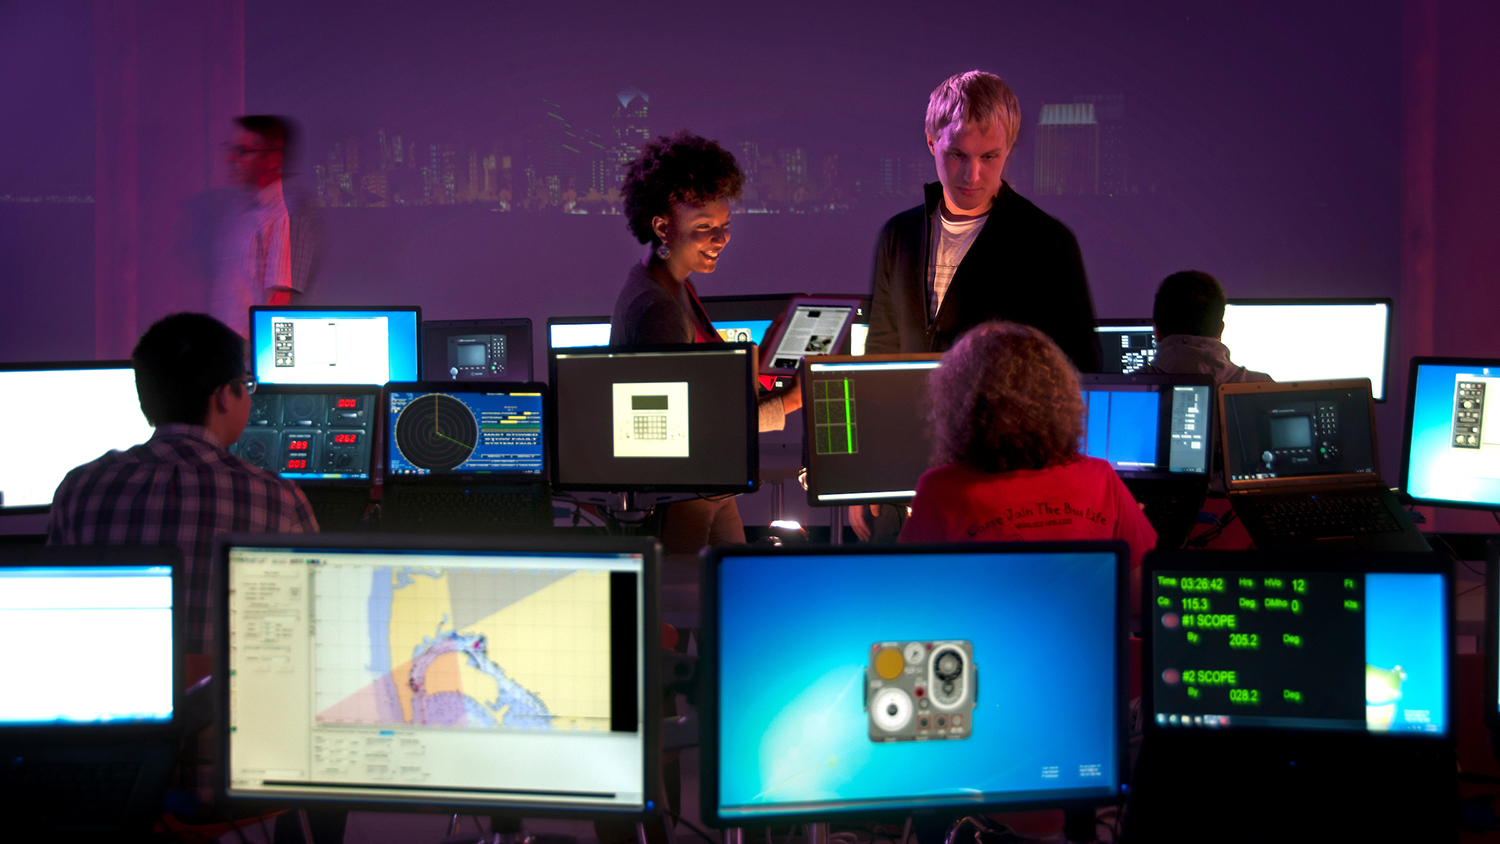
[1219,379,1380,483]
[0,361,155,511]
[1401,357,1500,510]
[229,385,379,484]
[383,382,547,478]
[801,355,942,506]
[249,306,421,386]
[1094,319,1157,374]
[1220,298,1392,401]
[701,543,1127,825]
[547,316,613,350]
[550,344,758,493]
[699,293,790,346]
[420,318,533,382]
[1145,551,1451,737]
[1080,373,1214,479]
[216,533,658,817]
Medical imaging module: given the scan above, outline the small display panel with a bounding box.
[1402,359,1500,509]
[0,565,173,725]
[712,320,773,345]
[250,308,420,386]
[709,546,1123,822]
[1079,378,1212,478]
[0,364,154,509]
[231,387,377,482]
[421,319,533,382]
[1222,385,1377,482]
[223,540,649,813]
[547,319,612,349]
[1150,570,1448,736]
[1094,324,1157,374]
[386,389,545,476]
[802,357,941,505]
[1220,300,1391,400]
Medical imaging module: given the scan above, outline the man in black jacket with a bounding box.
[865,70,1101,371]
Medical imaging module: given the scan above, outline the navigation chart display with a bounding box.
[387,390,544,476]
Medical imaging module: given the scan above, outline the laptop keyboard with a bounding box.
[1255,492,1401,539]
[390,489,548,530]
[1,758,140,827]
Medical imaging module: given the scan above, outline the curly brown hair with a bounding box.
[621,130,744,245]
[927,320,1084,473]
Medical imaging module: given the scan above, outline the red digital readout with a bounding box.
[285,459,307,469]
[289,440,309,450]
[337,398,357,408]
[333,433,359,444]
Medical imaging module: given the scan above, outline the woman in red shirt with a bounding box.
[899,320,1155,606]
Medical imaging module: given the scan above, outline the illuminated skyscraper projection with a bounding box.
[610,86,650,194]
[1035,102,1099,196]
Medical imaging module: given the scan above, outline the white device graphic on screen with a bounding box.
[865,639,975,741]
[611,382,690,458]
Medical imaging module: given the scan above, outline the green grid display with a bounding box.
[812,378,858,455]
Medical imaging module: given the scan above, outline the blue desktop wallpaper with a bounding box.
[1405,362,1500,507]
[251,309,420,385]
[716,551,1120,818]
[1364,573,1448,736]
[1082,390,1158,470]
[711,319,773,346]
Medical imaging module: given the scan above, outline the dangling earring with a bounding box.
[655,242,671,260]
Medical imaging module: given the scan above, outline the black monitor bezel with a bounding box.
[1222,297,1394,403]
[419,318,535,382]
[380,381,550,485]
[0,544,183,744]
[247,305,423,386]
[545,315,613,350]
[1485,539,1500,730]
[0,359,146,514]
[699,541,1130,827]
[1142,549,1455,745]
[547,343,760,494]
[239,383,382,488]
[1078,372,1217,481]
[1398,355,1500,511]
[212,531,661,820]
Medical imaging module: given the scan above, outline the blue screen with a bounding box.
[1081,389,1159,470]
[1365,573,1447,736]
[711,319,773,345]
[251,309,420,385]
[387,390,544,476]
[716,550,1121,819]
[1404,361,1500,507]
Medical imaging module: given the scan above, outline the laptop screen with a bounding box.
[0,564,174,725]
[1080,377,1212,477]
[385,386,546,477]
[1221,383,1378,483]
[1220,300,1391,401]
[250,307,421,386]
[222,537,653,813]
[420,319,534,382]
[231,386,378,482]
[1148,561,1449,737]
[1094,323,1157,374]
[1402,359,1500,509]
[547,318,612,350]
[0,363,154,510]
[705,544,1125,823]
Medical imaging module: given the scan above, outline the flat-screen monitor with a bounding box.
[421,318,533,382]
[1080,373,1214,479]
[547,316,613,350]
[1094,319,1157,374]
[550,344,758,493]
[699,293,791,346]
[1220,298,1392,401]
[0,362,155,511]
[1401,357,1500,510]
[230,385,379,484]
[216,533,658,817]
[1146,551,1451,738]
[249,306,421,386]
[702,543,1127,824]
[383,382,547,478]
[801,355,942,506]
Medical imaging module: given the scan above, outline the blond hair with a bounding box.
[925,70,1022,149]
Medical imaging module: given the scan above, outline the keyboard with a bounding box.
[388,487,549,531]
[0,758,140,827]
[1254,492,1401,539]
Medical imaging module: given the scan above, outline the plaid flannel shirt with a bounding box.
[47,423,318,653]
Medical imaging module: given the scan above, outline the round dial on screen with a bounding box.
[393,393,479,472]
[871,687,913,732]
[904,642,926,665]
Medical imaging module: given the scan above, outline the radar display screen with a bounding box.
[387,390,544,476]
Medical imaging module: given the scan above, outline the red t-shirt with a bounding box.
[898,457,1157,569]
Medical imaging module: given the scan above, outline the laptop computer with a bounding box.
[380,382,553,534]
[1217,379,1428,551]
[0,545,182,840]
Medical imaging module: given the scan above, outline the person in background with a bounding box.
[211,115,325,336]
[611,129,800,555]
[1142,270,1272,384]
[856,70,1101,541]
[899,321,1152,608]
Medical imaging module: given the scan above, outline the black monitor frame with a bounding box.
[380,381,550,484]
[548,344,759,494]
[1078,371,1216,481]
[1485,539,1500,731]
[235,383,382,488]
[419,317,534,382]
[699,542,1129,827]
[248,305,423,386]
[1399,355,1500,511]
[545,315,613,350]
[1222,297,1394,403]
[212,531,661,820]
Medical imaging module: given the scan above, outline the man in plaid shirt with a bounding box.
[48,312,318,655]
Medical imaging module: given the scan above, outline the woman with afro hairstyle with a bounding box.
[610,130,801,554]
[899,320,1154,606]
